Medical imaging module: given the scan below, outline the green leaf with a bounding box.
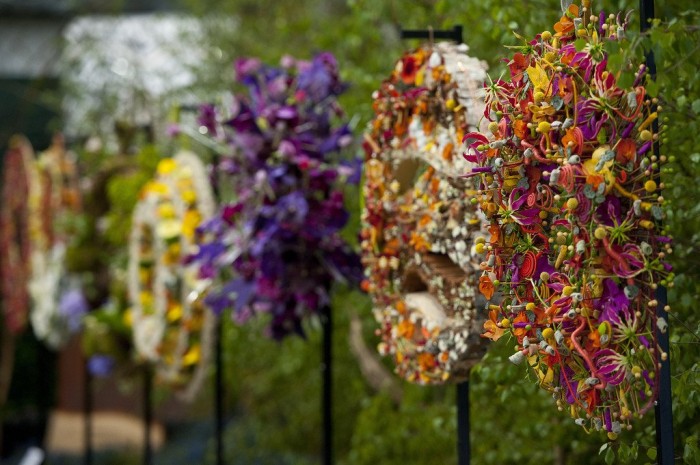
[574,38,586,51]
[692,99,700,114]
[647,447,657,460]
[617,72,634,89]
[605,447,616,465]
[646,78,659,98]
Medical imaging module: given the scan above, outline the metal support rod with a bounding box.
[401,25,463,44]
[321,305,333,465]
[457,381,470,465]
[654,287,674,465]
[639,1,675,463]
[215,316,224,465]
[143,366,153,465]
[83,361,93,465]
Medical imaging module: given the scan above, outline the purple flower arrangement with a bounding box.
[189,53,362,339]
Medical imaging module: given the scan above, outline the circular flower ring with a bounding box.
[361,42,489,384]
[129,151,216,399]
[466,3,671,435]
[29,135,85,348]
[1,135,41,334]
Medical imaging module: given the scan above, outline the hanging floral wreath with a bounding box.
[29,135,86,349]
[1,135,41,334]
[361,42,490,384]
[129,151,216,399]
[187,53,362,340]
[464,2,670,435]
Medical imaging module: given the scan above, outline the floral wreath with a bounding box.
[1,135,41,335]
[464,3,670,435]
[361,42,490,384]
[29,135,86,349]
[188,53,362,340]
[129,151,216,399]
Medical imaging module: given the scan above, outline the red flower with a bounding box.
[520,251,537,278]
[508,53,530,83]
[400,55,419,85]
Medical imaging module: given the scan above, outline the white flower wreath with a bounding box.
[28,139,83,349]
[362,42,490,384]
[129,151,216,400]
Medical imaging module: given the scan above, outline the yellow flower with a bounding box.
[167,303,183,322]
[181,189,197,205]
[157,158,178,176]
[123,308,133,327]
[140,291,154,309]
[157,219,181,240]
[144,181,169,195]
[182,210,201,239]
[158,202,177,218]
[183,344,201,366]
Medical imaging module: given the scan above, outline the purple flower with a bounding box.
[88,355,115,377]
[198,104,218,136]
[597,278,630,323]
[595,196,622,227]
[188,53,362,339]
[58,287,89,333]
[595,348,627,385]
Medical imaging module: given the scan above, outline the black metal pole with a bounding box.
[321,304,333,465]
[457,381,470,465]
[143,366,153,465]
[215,316,224,465]
[400,25,463,44]
[654,287,673,465]
[639,1,675,463]
[84,361,93,465]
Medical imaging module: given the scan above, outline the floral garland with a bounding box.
[1,135,41,334]
[129,151,216,399]
[188,53,362,339]
[29,135,86,349]
[464,3,670,435]
[361,43,490,384]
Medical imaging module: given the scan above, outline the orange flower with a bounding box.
[615,138,636,163]
[442,142,454,161]
[430,176,440,194]
[384,238,400,255]
[395,300,407,315]
[561,127,584,155]
[586,174,605,191]
[482,307,505,341]
[418,214,432,228]
[512,311,529,341]
[397,319,415,339]
[360,279,371,293]
[554,4,579,37]
[417,353,437,371]
[580,387,600,414]
[587,329,602,349]
[478,275,495,300]
[399,54,420,85]
[410,232,430,252]
[488,223,501,244]
[513,119,528,139]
